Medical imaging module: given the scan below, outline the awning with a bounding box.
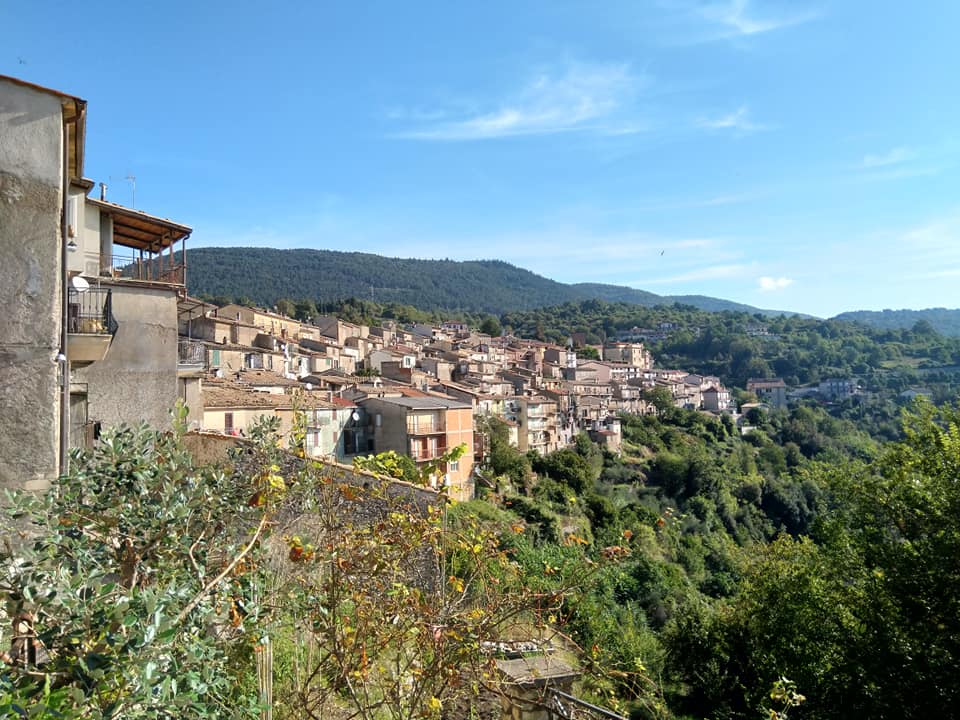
[86,197,192,251]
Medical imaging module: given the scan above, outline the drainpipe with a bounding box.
[58,115,71,477]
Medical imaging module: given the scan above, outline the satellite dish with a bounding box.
[305,383,314,391]
[351,411,360,422]
[70,276,90,293]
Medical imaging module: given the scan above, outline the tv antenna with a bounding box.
[125,173,136,208]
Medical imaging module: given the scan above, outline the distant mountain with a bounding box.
[185,246,793,316]
[833,308,960,337]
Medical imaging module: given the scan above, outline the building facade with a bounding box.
[1,74,190,490]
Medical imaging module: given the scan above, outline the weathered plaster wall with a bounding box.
[74,282,179,431]
[363,398,409,455]
[177,375,203,426]
[0,80,64,490]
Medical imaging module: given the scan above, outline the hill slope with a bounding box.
[833,308,960,337]
[186,247,787,316]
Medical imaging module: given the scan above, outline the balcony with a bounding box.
[410,441,448,462]
[87,198,191,287]
[108,248,185,285]
[67,286,117,364]
[178,339,207,370]
[407,414,445,435]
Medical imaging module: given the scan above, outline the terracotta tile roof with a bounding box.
[203,378,340,410]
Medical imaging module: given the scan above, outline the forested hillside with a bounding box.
[472,399,960,719]
[834,307,960,336]
[185,246,782,315]
[500,300,960,435]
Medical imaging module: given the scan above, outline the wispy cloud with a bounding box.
[393,61,646,141]
[862,146,913,168]
[849,145,946,182]
[634,191,761,212]
[859,165,942,182]
[696,105,767,133]
[694,0,818,37]
[757,275,793,291]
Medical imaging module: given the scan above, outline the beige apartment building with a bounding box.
[360,395,474,500]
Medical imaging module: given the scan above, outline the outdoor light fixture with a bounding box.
[66,239,78,252]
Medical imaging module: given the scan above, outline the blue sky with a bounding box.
[4,0,959,317]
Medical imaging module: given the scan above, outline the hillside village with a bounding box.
[5,59,960,720]
[1,72,858,498]
[181,297,690,497]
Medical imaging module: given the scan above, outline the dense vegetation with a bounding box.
[475,399,960,719]
[0,411,621,719]
[186,247,780,315]
[4,400,957,718]
[834,307,960,337]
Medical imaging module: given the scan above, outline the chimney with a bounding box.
[99,182,107,201]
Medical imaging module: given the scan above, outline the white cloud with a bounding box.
[695,0,818,37]
[758,275,793,291]
[696,105,767,133]
[862,146,913,168]
[394,61,645,141]
[634,191,761,211]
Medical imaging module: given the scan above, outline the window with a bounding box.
[448,460,459,472]
[224,412,234,434]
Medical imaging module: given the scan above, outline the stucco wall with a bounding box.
[364,398,409,455]
[177,375,203,426]
[73,281,179,431]
[445,406,475,499]
[0,79,64,490]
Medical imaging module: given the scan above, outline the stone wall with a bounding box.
[183,431,442,590]
[0,79,65,490]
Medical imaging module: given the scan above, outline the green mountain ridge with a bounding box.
[185,246,794,316]
[834,307,960,336]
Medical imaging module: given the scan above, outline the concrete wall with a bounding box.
[177,375,203,426]
[73,281,179,431]
[0,79,64,490]
[202,406,270,435]
[364,398,409,455]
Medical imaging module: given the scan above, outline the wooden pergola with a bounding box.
[87,197,192,285]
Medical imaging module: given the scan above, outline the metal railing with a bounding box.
[407,420,446,435]
[410,442,448,461]
[546,689,627,720]
[107,249,185,285]
[67,287,118,335]
[178,339,206,367]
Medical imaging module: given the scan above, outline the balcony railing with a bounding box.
[68,287,118,335]
[108,249,185,285]
[407,420,445,435]
[410,442,448,461]
[178,339,206,367]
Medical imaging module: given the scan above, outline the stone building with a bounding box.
[1,74,191,490]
